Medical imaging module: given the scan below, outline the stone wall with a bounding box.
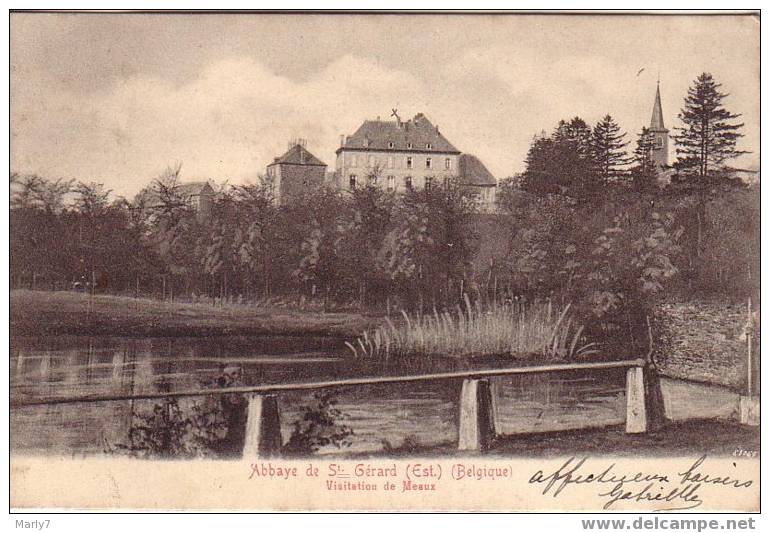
[654,299,758,392]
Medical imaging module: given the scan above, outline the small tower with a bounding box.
[265,140,327,205]
[649,82,669,171]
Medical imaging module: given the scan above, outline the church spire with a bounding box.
[648,81,669,170]
[650,82,666,131]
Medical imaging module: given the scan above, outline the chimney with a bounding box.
[436,125,440,134]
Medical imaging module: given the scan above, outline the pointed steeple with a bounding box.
[650,82,666,131]
[647,81,669,170]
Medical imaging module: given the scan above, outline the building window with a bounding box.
[349,175,357,189]
[406,142,413,149]
[443,176,450,188]
[425,176,433,189]
[426,143,432,150]
[426,157,432,169]
[368,155,375,167]
[369,173,378,185]
[350,154,357,167]
[387,175,395,191]
[406,156,413,169]
[388,141,394,149]
[405,176,413,191]
[388,156,395,169]
[445,158,451,170]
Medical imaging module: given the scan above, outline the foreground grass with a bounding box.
[354,419,759,458]
[10,289,381,338]
[346,298,597,360]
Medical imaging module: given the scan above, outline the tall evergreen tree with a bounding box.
[591,114,630,181]
[553,117,593,156]
[672,73,747,285]
[673,72,746,179]
[558,117,601,198]
[521,118,601,199]
[631,127,657,191]
[520,133,558,194]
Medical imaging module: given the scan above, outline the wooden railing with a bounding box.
[11,358,664,456]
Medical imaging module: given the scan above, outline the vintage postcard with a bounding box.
[9,10,760,512]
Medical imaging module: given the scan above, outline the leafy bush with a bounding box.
[109,368,245,459]
[283,391,354,456]
[110,396,229,459]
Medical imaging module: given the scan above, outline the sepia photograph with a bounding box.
[8,9,761,512]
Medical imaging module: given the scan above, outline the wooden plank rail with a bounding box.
[10,357,664,457]
[10,358,646,408]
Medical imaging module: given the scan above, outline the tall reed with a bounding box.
[345,296,598,360]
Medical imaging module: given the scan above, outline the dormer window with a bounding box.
[388,141,394,149]
[406,142,413,149]
[426,143,432,150]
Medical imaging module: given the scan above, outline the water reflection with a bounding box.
[10,335,740,457]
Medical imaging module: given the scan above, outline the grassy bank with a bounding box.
[10,290,382,338]
[360,419,759,458]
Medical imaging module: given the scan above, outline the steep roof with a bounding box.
[269,144,327,167]
[650,83,666,131]
[458,154,497,187]
[338,113,460,154]
[176,181,214,196]
[133,181,214,207]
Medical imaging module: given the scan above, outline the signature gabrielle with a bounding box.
[529,455,753,511]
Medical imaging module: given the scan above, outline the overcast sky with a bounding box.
[10,13,759,198]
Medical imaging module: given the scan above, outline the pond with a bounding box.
[10,335,740,457]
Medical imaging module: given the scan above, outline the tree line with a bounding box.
[10,72,757,343]
[494,72,756,353]
[10,162,480,311]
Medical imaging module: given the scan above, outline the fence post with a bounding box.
[626,365,667,433]
[739,297,759,426]
[626,367,647,433]
[242,394,282,458]
[458,378,495,451]
[739,396,759,426]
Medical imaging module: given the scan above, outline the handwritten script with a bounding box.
[529,455,753,511]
